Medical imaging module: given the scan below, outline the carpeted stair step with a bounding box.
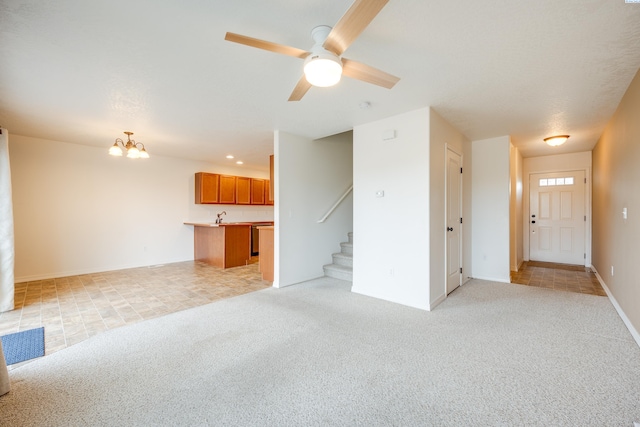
[347,232,353,244]
[323,263,353,281]
[340,242,353,255]
[332,252,353,268]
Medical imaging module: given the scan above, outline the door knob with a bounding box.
[447,227,453,231]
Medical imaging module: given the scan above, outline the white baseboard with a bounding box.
[592,266,640,349]
[430,293,446,311]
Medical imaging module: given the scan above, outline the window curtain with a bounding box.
[0,128,15,313]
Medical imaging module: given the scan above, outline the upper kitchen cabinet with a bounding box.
[195,172,220,204]
[219,175,237,204]
[194,167,273,206]
[270,155,274,200]
[251,178,265,205]
[265,180,273,205]
[236,177,251,205]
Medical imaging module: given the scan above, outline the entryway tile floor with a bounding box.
[511,261,607,296]
[0,259,271,368]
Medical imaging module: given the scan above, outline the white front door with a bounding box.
[446,148,462,294]
[530,171,586,265]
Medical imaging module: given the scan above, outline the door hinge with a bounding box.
[460,167,463,174]
[460,267,463,273]
[460,217,463,224]
[584,177,587,184]
[584,253,586,259]
[584,215,586,221]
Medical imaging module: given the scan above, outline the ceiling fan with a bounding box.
[224,0,400,101]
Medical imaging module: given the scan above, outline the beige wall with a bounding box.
[593,68,640,342]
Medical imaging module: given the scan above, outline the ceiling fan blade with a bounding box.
[288,76,313,101]
[341,58,399,89]
[225,32,309,59]
[323,0,389,56]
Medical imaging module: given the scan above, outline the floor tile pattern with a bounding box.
[0,260,271,364]
[511,261,606,296]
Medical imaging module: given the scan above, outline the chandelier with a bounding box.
[109,131,149,159]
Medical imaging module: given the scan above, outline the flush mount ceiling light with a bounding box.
[303,51,343,87]
[109,131,149,159]
[303,27,343,87]
[544,135,570,147]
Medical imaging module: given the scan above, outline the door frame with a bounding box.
[445,144,463,295]
[523,167,591,267]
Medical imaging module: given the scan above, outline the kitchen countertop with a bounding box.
[183,221,273,227]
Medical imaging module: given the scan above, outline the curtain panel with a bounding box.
[0,128,15,313]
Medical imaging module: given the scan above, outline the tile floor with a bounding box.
[0,259,271,366]
[511,261,607,296]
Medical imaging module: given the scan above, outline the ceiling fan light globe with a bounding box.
[304,55,343,87]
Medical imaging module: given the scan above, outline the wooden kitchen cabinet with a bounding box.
[190,223,251,268]
[269,155,274,205]
[251,178,265,205]
[195,171,273,206]
[258,226,274,281]
[236,176,251,205]
[219,175,237,204]
[265,179,273,205]
[195,172,220,204]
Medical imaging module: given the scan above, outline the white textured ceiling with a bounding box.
[2,0,640,171]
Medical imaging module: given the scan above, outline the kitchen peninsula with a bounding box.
[184,221,274,269]
[184,222,252,268]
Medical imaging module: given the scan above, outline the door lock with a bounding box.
[447,227,453,231]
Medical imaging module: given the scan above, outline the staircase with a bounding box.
[323,232,353,281]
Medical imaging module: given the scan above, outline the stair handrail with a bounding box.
[317,184,353,223]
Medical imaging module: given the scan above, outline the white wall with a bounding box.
[274,131,353,288]
[522,151,591,264]
[471,136,511,282]
[10,135,272,282]
[510,144,524,271]
[429,108,472,307]
[352,108,431,310]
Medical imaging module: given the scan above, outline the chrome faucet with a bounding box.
[215,211,227,224]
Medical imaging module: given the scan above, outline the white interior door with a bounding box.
[446,148,462,294]
[530,171,586,265]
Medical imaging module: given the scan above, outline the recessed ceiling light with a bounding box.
[236,161,243,165]
[226,155,234,159]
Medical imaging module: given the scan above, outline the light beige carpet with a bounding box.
[1,278,639,426]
